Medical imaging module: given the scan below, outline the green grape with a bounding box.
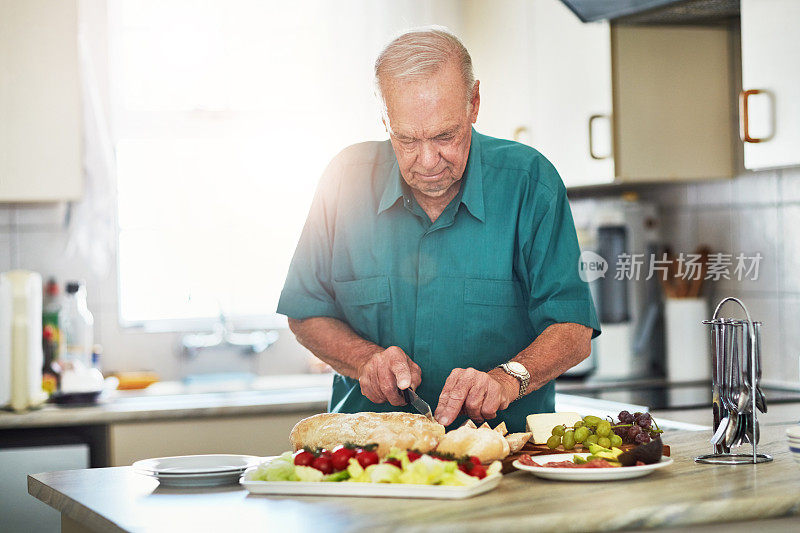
[583,415,602,427]
[596,420,612,437]
[585,434,599,445]
[609,434,623,447]
[551,425,565,437]
[597,437,611,448]
[562,430,576,450]
[574,427,590,443]
[573,420,585,429]
[546,435,562,449]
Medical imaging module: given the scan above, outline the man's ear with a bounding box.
[469,80,480,124]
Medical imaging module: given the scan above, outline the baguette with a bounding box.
[289,412,445,457]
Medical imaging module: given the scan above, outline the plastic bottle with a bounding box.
[59,281,94,368]
[41,277,62,392]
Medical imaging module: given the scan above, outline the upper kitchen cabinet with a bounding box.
[611,24,735,182]
[523,1,735,186]
[0,0,82,202]
[529,0,614,188]
[740,0,800,170]
[463,0,536,147]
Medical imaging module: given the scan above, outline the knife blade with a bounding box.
[401,388,434,422]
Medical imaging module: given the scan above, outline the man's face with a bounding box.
[382,63,480,201]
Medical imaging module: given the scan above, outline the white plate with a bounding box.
[513,453,673,481]
[239,467,502,499]
[133,454,261,475]
[137,469,247,487]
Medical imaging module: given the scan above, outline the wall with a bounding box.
[0,202,313,379]
[627,166,800,385]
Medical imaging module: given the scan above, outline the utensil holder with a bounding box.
[695,297,772,465]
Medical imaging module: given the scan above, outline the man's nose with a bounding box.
[418,141,440,170]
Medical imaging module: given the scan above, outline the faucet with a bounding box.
[180,312,279,358]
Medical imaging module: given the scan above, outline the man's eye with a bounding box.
[436,135,454,142]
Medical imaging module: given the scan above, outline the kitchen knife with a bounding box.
[401,388,434,422]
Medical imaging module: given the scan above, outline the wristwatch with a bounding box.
[499,362,530,400]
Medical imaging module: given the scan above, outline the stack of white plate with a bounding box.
[133,454,261,487]
[786,426,800,464]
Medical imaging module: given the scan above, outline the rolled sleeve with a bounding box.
[520,159,601,339]
[276,159,344,322]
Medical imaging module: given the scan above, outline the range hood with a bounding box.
[561,0,739,24]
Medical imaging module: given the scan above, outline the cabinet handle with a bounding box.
[513,126,529,143]
[588,114,611,160]
[739,89,773,143]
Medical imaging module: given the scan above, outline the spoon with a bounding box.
[724,324,741,448]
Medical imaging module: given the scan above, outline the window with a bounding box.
[110,0,457,329]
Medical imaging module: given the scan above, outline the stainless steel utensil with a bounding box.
[401,388,434,422]
[696,297,772,465]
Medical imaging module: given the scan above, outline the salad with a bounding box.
[246,445,502,486]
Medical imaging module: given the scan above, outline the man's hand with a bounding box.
[434,368,518,426]
[357,346,422,406]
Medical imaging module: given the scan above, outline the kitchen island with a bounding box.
[28,424,800,533]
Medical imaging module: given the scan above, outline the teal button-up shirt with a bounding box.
[277,129,600,432]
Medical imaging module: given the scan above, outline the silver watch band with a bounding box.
[499,363,530,400]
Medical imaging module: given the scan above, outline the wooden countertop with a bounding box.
[28,424,800,533]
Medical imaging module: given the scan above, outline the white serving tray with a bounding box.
[239,467,502,499]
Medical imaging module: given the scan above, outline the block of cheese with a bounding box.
[525,412,583,444]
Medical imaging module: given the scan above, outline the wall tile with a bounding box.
[732,206,779,293]
[96,309,182,379]
[693,179,733,207]
[659,207,698,254]
[779,204,800,294]
[696,207,736,294]
[14,231,107,311]
[0,206,13,228]
[780,296,800,383]
[0,231,11,272]
[732,170,779,206]
[780,167,800,204]
[719,296,782,382]
[12,203,69,230]
[638,184,690,208]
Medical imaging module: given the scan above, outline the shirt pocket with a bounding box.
[462,278,532,369]
[333,276,392,346]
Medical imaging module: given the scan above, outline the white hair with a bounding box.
[374,26,475,113]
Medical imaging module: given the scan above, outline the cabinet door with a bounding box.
[108,412,322,466]
[464,0,535,144]
[529,0,614,187]
[0,0,82,201]
[740,0,800,170]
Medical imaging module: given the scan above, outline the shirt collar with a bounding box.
[377,128,485,223]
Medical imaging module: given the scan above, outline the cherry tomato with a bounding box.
[293,450,315,467]
[356,450,379,468]
[331,447,357,471]
[384,458,402,468]
[318,449,332,459]
[406,451,421,462]
[469,456,482,467]
[311,455,334,475]
[457,462,471,474]
[469,464,487,479]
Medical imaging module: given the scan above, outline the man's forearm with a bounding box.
[287,316,383,379]
[488,322,593,397]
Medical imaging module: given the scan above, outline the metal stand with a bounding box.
[695,297,772,465]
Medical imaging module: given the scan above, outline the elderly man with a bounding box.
[277,28,600,432]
